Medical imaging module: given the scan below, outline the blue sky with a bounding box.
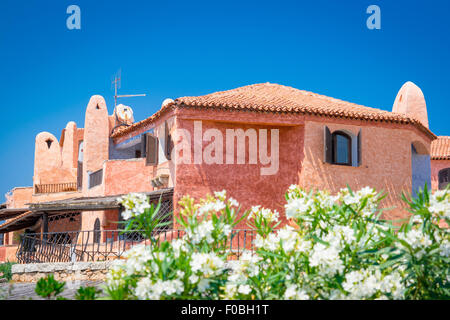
[0,0,449,202]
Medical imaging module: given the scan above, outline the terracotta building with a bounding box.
[0,81,448,262]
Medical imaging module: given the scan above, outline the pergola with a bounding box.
[0,188,174,234]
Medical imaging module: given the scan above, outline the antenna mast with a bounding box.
[112,69,146,108]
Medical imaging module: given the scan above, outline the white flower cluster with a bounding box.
[195,190,239,218]
[247,206,280,223]
[439,239,450,258]
[189,252,225,293]
[135,277,184,300]
[122,244,154,275]
[106,186,448,300]
[118,193,151,220]
[285,195,315,220]
[253,226,311,253]
[198,200,226,216]
[106,260,127,289]
[186,220,214,244]
[223,251,261,299]
[309,243,344,277]
[190,252,225,276]
[428,189,450,219]
[342,268,405,300]
[284,284,310,300]
[171,238,188,258]
[398,229,432,259]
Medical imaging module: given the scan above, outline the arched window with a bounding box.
[324,126,361,167]
[93,218,101,244]
[438,168,450,190]
[332,131,352,166]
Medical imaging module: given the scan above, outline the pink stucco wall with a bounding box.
[103,159,155,195]
[301,116,431,221]
[173,109,305,228]
[172,108,433,227]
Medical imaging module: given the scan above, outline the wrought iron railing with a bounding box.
[34,183,78,194]
[16,229,256,264]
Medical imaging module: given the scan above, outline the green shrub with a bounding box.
[103,186,449,300]
[75,286,102,300]
[35,275,66,299]
[0,262,15,281]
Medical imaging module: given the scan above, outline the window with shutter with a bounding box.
[324,126,361,167]
[88,169,103,188]
[438,168,450,190]
[332,131,352,166]
[141,133,147,158]
[146,133,158,166]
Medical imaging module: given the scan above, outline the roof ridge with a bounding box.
[111,82,437,140]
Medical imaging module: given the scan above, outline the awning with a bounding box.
[0,208,30,220]
[0,211,39,233]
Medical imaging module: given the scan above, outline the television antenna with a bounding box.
[111,69,146,108]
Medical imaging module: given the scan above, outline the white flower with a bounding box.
[254,233,279,251]
[135,278,184,300]
[284,284,309,300]
[237,284,251,295]
[190,252,225,276]
[198,279,211,292]
[398,229,432,251]
[228,197,239,207]
[172,239,188,258]
[284,197,315,219]
[186,220,214,244]
[428,190,450,219]
[309,243,344,276]
[248,206,279,223]
[122,244,153,275]
[221,224,233,237]
[189,274,199,284]
[439,240,450,258]
[118,193,150,220]
[277,226,299,253]
[214,190,227,199]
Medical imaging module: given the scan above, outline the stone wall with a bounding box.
[11,261,113,282]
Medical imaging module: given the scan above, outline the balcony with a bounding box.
[34,183,78,194]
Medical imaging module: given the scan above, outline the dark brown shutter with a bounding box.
[146,133,158,166]
[141,134,147,158]
[324,126,332,163]
[77,161,83,190]
[164,121,173,160]
[357,129,362,166]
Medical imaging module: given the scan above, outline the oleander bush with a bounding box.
[104,186,449,300]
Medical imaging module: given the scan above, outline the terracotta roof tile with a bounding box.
[111,83,436,139]
[0,211,34,231]
[431,136,450,160]
[110,102,174,139]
